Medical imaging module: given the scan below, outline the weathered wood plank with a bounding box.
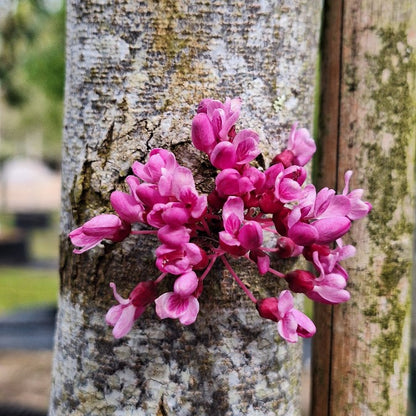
[312,1,416,415]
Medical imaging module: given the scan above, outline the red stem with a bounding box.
[221,256,257,303]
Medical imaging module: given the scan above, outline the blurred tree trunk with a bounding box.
[312,1,416,415]
[50,1,322,414]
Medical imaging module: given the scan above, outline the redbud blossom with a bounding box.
[106,281,157,338]
[68,97,371,344]
[257,291,316,343]
[69,214,130,254]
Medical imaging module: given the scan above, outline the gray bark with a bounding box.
[50,1,322,415]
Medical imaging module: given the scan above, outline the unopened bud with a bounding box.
[285,270,315,293]
[130,281,158,308]
[256,297,279,322]
[271,149,294,168]
[276,237,296,258]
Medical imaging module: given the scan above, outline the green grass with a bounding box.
[0,267,59,315]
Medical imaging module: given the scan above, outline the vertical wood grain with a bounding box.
[312,1,416,415]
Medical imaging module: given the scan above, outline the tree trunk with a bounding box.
[312,1,416,415]
[50,1,322,414]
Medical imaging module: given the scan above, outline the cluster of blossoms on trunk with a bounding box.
[69,97,371,343]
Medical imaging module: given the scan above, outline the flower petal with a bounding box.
[178,296,200,325]
[112,304,137,338]
[277,290,294,316]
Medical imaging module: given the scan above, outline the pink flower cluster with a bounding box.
[69,98,371,343]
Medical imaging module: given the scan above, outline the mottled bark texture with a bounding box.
[50,1,322,415]
[312,1,416,415]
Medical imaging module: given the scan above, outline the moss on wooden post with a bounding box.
[312,2,416,415]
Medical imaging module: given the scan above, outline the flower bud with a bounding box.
[302,244,331,262]
[271,149,294,168]
[130,281,158,308]
[276,237,296,258]
[285,270,315,293]
[256,297,279,322]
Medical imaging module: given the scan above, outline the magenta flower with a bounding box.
[209,129,260,170]
[197,97,241,141]
[284,186,353,246]
[110,190,145,224]
[157,225,190,247]
[286,123,316,166]
[191,112,217,154]
[219,196,263,254]
[155,243,204,275]
[147,202,190,228]
[285,269,316,293]
[69,214,131,254]
[155,271,200,325]
[215,168,255,197]
[257,290,316,343]
[342,170,372,220]
[210,141,238,169]
[233,129,260,165]
[105,281,158,338]
[304,252,350,304]
[135,183,170,207]
[132,148,177,184]
[274,165,307,203]
[179,188,207,219]
[304,240,355,277]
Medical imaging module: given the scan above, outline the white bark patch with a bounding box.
[50,292,302,415]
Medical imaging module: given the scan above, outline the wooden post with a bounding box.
[312,1,416,415]
[50,1,322,414]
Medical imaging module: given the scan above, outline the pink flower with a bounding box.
[275,236,302,258]
[284,186,353,245]
[249,249,270,274]
[110,190,145,224]
[132,148,177,183]
[215,168,255,197]
[157,225,190,247]
[219,196,263,256]
[286,123,316,166]
[210,141,238,169]
[159,165,194,198]
[155,243,204,275]
[274,165,307,203]
[285,270,316,293]
[342,170,372,220]
[69,214,131,254]
[233,129,260,165]
[197,97,241,141]
[155,271,200,325]
[304,240,355,278]
[179,188,207,219]
[147,202,190,228]
[312,217,351,245]
[106,281,158,338]
[256,290,316,342]
[209,129,260,170]
[304,252,350,304]
[191,112,216,154]
[135,183,170,208]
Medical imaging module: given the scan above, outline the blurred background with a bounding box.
[0,0,64,414]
